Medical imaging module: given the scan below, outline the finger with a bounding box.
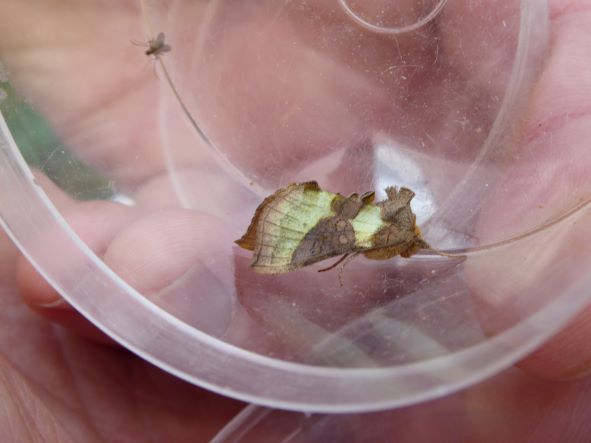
[467,1,591,378]
[0,353,79,442]
[0,1,171,187]
[17,200,140,344]
[518,304,591,379]
[102,210,240,337]
[16,166,256,343]
[439,0,523,96]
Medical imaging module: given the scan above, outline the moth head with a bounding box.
[400,236,429,258]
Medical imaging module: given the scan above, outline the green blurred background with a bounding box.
[0,80,114,200]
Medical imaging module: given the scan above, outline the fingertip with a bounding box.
[16,252,61,308]
[16,256,116,346]
[16,200,139,343]
[35,305,117,346]
[102,210,238,294]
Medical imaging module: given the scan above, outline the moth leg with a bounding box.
[318,253,350,273]
[318,252,361,287]
[337,252,360,287]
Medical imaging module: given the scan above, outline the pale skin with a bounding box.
[1,0,591,441]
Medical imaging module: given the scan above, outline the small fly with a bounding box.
[145,32,171,57]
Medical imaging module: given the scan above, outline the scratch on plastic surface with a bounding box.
[265,0,290,28]
[422,129,435,144]
[433,39,440,65]
[381,64,422,76]
[40,148,66,173]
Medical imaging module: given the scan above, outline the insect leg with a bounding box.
[318,253,350,273]
[336,252,361,286]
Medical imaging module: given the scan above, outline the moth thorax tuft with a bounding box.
[381,187,416,221]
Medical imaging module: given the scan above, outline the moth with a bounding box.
[236,182,440,275]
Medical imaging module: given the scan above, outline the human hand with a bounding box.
[1,0,591,441]
[0,3,245,442]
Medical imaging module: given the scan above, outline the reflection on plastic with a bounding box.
[339,0,448,34]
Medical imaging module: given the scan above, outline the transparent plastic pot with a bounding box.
[2,0,588,414]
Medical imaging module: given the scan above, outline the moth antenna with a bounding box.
[420,240,465,258]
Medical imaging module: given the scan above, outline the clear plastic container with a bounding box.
[3,0,587,414]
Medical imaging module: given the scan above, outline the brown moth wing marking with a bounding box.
[360,191,375,205]
[364,186,427,260]
[331,193,363,218]
[363,225,416,260]
[290,216,356,268]
[290,192,370,269]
